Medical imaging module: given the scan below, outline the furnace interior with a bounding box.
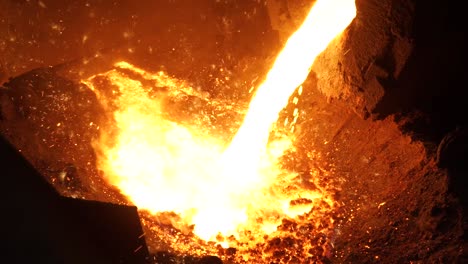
[1,1,466,263]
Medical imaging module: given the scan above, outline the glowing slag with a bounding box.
[83,0,356,246]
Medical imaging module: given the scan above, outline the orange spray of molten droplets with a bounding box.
[223,0,356,168]
[84,0,356,245]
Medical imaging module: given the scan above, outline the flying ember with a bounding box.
[82,0,356,250]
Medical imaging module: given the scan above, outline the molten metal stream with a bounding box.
[84,0,356,246]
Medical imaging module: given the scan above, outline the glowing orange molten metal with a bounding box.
[83,0,356,247]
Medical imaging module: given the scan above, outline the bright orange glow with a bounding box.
[82,0,356,247]
[224,0,357,165]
